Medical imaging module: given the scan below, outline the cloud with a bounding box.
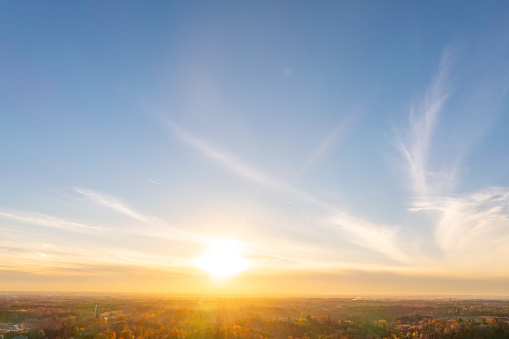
[73,187,150,223]
[32,251,48,257]
[167,121,281,188]
[160,118,410,263]
[163,118,333,210]
[397,50,455,196]
[409,187,509,272]
[331,213,411,264]
[0,233,198,276]
[73,187,206,244]
[410,187,509,252]
[293,111,357,179]
[0,210,103,233]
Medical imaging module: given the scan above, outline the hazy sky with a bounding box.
[1,1,509,296]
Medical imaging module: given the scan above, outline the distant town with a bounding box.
[1,293,508,338]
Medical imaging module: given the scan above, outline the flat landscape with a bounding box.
[2,3,509,339]
[1,294,509,338]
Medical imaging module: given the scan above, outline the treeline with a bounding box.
[1,296,509,339]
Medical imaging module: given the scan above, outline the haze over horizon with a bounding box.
[1,2,509,296]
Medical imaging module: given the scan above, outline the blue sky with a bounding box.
[1,1,509,295]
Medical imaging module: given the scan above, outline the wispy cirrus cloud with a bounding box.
[410,187,509,253]
[166,120,281,189]
[293,111,358,180]
[163,118,333,210]
[409,187,509,272]
[397,46,509,273]
[0,239,195,275]
[0,210,103,233]
[331,213,411,264]
[73,186,204,243]
[73,187,150,223]
[161,117,409,264]
[397,50,455,196]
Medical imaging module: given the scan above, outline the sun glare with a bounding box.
[195,238,249,279]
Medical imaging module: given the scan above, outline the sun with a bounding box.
[195,238,249,279]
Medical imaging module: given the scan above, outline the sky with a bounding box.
[1,1,509,296]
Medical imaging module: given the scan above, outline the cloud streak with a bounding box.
[410,187,509,252]
[163,118,334,210]
[162,118,409,264]
[0,211,103,233]
[74,187,150,223]
[409,187,509,273]
[167,121,282,189]
[331,213,411,264]
[398,50,455,196]
[73,186,206,244]
[293,111,357,179]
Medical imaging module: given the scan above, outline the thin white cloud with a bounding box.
[331,213,411,264]
[0,211,103,233]
[164,118,333,210]
[396,46,509,274]
[162,118,408,263]
[409,187,509,272]
[410,187,509,252]
[32,251,48,257]
[243,232,413,273]
[73,186,206,243]
[0,239,195,275]
[398,50,455,196]
[73,187,150,223]
[293,111,357,179]
[167,121,281,188]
